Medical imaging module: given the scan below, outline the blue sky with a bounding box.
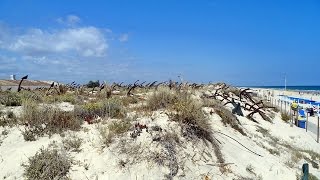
[0,0,319,86]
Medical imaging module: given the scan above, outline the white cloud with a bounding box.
[66,15,81,25]
[56,15,81,26]
[0,16,135,82]
[3,26,108,57]
[119,33,129,42]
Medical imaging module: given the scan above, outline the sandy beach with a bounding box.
[252,88,320,102]
[252,87,320,145]
[1,85,320,179]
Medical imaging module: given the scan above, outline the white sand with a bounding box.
[1,91,320,179]
[254,88,320,102]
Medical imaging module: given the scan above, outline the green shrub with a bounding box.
[99,118,132,147]
[0,91,22,106]
[43,93,80,104]
[109,120,132,135]
[60,93,80,104]
[43,95,60,104]
[20,100,82,140]
[121,96,139,106]
[19,91,44,103]
[75,98,126,120]
[62,135,82,152]
[23,147,71,180]
[21,129,38,141]
[105,98,126,118]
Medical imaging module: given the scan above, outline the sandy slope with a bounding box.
[1,92,320,180]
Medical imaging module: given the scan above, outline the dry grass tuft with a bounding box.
[0,110,18,127]
[210,100,246,136]
[20,91,44,103]
[246,164,256,176]
[121,96,139,106]
[145,88,178,111]
[108,119,132,135]
[161,132,179,179]
[225,87,241,97]
[99,118,132,147]
[256,126,270,137]
[169,93,225,165]
[281,112,291,122]
[62,134,82,152]
[75,97,126,121]
[43,93,81,105]
[23,146,71,180]
[20,100,82,141]
[170,93,211,141]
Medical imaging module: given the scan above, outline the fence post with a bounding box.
[290,108,293,127]
[317,116,319,143]
[306,110,308,132]
[285,101,287,113]
[296,109,299,126]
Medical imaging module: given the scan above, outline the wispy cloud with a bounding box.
[56,14,81,26]
[119,33,129,42]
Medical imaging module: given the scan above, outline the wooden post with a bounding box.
[296,109,299,126]
[317,116,319,143]
[281,100,283,112]
[290,108,293,127]
[285,101,287,113]
[306,111,308,132]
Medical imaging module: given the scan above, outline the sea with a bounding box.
[242,86,320,92]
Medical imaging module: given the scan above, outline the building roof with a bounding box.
[0,80,51,86]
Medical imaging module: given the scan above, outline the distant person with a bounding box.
[305,103,314,116]
[291,101,298,111]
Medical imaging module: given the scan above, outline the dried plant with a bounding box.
[99,118,132,147]
[145,88,178,110]
[23,146,71,180]
[62,134,82,152]
[0,91,22,106]
[20,100,82,140]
